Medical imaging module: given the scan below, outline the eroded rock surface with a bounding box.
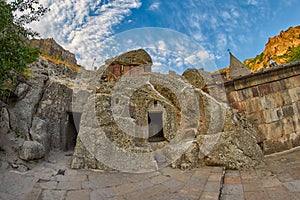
[19,141,46,161]
[1,58,79,163]
[71,52,264,171]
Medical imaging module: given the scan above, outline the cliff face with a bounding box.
[245,26,300,71]
[29,38,78,66]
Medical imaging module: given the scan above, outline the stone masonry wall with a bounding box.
[225,61,300,154]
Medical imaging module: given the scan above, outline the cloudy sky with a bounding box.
[29,0,300,73]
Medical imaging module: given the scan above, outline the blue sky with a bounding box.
[30,0,300,73]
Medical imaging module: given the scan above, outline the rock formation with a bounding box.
[0,57,79,164]
[29,38,78,66]
[71,50,264,172]
[0,46,263,172]
[244,25,300,71]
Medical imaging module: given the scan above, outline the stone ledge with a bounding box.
[224,61,300,90]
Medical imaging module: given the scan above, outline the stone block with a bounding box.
[224,177,241,184]
[260,95,281,110]
[288,87,300,102]
[66,190,90,200]
[282,117,295,135]
[290,75,300,87]
[282,105,295,117]
[291,132,300,148]
[269,81,282,93]
[283,180,300,193]
[258,121,282,140]
[271,92,284,107]
[296,101,300,115]
[251,87,259,97]
[261,176,281,187]
[262,109,280,123]
[246,111,265,125]
[263,138,291,154]
[200,192,220,199]
[39,181,57,189]
[231,101,247,113]
[281,90,293,105]
[293,115,300,133]
[90,187,117,199]
[57,181,81,190]
[41,190,66,200]
[258,84,273,97]
[244,191,268,200]
[242,181,264,192]
[265,185,295,200]
[285,76,300,88]
[222,183,243,195]
[278,79,288,91]
[228,91,243,103]
[247,97,263,113]
[240,88,253,99]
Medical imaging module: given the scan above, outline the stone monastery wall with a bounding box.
[225,61,300,154]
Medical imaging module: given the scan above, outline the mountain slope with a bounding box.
[244,25,300,71]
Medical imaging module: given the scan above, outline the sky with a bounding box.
[29,0,300,73]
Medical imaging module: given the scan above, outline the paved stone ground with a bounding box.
[221,147,300,200]
[0,151,224,200]
[1,147,300,200]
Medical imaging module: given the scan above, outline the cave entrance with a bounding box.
[66,112,82,151]
[148,111,164,142]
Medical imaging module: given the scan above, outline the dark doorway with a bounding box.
[66,112,81,150]
[148,111,164,142]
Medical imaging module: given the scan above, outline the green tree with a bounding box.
[0,0,48,96]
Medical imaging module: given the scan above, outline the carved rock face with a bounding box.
[71,58,264,172]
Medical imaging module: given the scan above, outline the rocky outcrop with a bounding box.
[182,68,213,90]
[71,52,264,172]
[105,49,152,66]
[104,49,152,82]
[29,38,77,66]
[1,57,79,163]
[245,26,300,71]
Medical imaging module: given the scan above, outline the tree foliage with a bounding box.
[0,0,48,96]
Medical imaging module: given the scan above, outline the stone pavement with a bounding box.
[221,147,300,200]
[1,147,300,200]
[0,151,224,200]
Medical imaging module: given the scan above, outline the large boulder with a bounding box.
[200,129,263,169]
[71,72,200,172]
[182,68,213,90]
[19,141,46,161]
[106,49,152,66]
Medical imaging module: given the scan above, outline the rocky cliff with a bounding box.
[0,56,83,170]
[29,38,78,67]
[245,25,300,71]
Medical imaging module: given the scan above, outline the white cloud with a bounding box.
[247,0,258,6]
[29,0,142,68]
[157,40,167,51]
[149,2,161,11]
[216,33,227,52]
